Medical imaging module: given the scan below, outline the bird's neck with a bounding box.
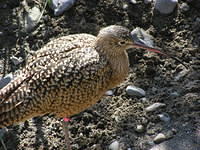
[94,39,129,87]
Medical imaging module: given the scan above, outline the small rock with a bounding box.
[0,73,13,89]
[180,3,190,12]
[145,103,166,112]
[91,144,102,150]
[24,6,41,32]
[129,0,137,4]
[153,133,167,144]
[48,0,77,16]
[131,27,154,48]
[105,90,114,96]
[151,87,157,93]
[0,31,3,36]
[11,56,23,65]
[126,85,146,97]
[169,91,180,98]
[135,124,145,133]
[158,113,170,122]
[154,0,178,14]
[109,140,120,150]
[122,3,129,10]
[140,97,148,102]
[174,69,189,81]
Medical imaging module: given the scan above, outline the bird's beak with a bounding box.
[130,40,188,69]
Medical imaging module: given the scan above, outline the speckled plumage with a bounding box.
[0,25,133,128]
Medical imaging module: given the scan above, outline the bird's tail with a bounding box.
[0,73,40,128]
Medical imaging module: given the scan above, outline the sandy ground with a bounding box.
[0,0,200,150]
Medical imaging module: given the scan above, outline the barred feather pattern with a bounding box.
[0,26,131,128]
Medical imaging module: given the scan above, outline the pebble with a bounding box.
[135,124,145,133]
[158,113,170,122]
[48,0,77,16]
[131,27,154,48]
[145,103,166,112]
[105,90,114,96]
[140,97,148,102]
[25,6,41,32]
[0,73,13,89]
[109,140,120,150]
[180,3,190,12]
[122,3,129,10]
[169,91,180,98]
[154,0,178,14]
[11,56,23,65]
[174,69,189,81]
[126,85,146,97]
[153,133,167,144]
[128,0,137,4]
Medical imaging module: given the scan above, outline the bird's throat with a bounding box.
[109,51,129,87]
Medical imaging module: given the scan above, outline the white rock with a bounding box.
[131,27,154,48]
[11,56,23,65]
[135,124,145,133]
[25,6,41,31]
[105,90,114,96]
[49,0,77,16]
[109,140,120,150]
[154,0,178,14]
[180,3,190,12]
[130,0,137,4]
[158,113,170,122]
[126,85,146,97]
[145,103,166,112]
[153,133,167,143]
[0,73,13,89]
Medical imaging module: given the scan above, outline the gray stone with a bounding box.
[131,27,154,48]
[158,113,171,122]
[170,91,180,98]
[126,85,146,97]
[180,3,190,12]
[11,56,23,65]
[0,73,13,89]
[153,133,167,144]
[135,124,145,133]
[154,0,178,14]
[25,6,41,32]
[145,103,166,112]
[109,140,120,150]
[105,90,114,96]
[48,0,77,16]
[174,69,189,81]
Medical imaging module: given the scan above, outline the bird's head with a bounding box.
[97,25,164,54]
[96,25,187,68]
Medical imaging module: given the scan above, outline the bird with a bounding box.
[0,25,184,149]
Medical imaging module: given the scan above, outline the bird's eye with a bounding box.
[118,41,126,45]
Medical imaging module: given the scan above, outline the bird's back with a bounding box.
[0,34,113,128]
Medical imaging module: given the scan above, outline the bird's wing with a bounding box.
[26,34,96,65]
[0,33,96,101]
[0,34,100,127]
